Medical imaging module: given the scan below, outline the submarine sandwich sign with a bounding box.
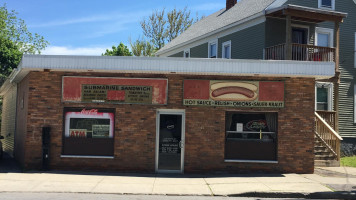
[183,80,284,108]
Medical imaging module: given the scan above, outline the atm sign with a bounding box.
[69,129,87,138]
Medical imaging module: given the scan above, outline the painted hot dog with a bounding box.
[210,82,258,101]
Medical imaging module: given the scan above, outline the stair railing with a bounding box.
[315,112,343,161]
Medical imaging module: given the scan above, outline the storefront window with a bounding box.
[225,112,277,161]
[62,108,115,156]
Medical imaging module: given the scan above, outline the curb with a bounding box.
[227,191,356,199]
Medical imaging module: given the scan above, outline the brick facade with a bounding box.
[18,71,315,173]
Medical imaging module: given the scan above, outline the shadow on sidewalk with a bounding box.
[0,152,21,173]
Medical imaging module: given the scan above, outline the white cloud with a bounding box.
[42,46,109,56]
[30,10,150,28]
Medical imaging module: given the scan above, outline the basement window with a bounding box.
[225,112,277,162]
[62,108,115,157]
[318,0,335,10]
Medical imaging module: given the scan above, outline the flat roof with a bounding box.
[0,54,335,95]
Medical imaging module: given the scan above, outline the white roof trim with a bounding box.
[6,55,335,85]
[265,0,287,11]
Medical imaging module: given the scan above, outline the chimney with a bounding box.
[226,0,237,10]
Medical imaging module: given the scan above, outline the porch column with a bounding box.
[334,21,340,132]
[285,14,292,60]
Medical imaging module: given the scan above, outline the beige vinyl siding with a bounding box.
[1,85,17,156]
[218,22,266,59]
[168,51,184,58]
[190,43,209,58]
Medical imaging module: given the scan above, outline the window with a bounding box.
[315,82,333,111]
[208,40,217,58]
[184,49,190,58]
[62,108,115,157]
[354,32,356,68]
[225,112,277,162]
[318,0,335,10]
[315,27,333,47]
[222,41,231,59]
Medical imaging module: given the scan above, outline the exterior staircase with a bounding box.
[314,111,342,167]
[314,136,340,167]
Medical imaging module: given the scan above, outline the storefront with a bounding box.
[0,55,335,174]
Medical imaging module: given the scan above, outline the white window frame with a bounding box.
[318,0,335,10]
[315,27,334,47]
[222,41,232,59]
[315,82,333,111]
[208,39,218,58]
[184,49,190,58]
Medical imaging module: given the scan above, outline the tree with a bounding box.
[129,37,155,57]
[0,4,49,79]
[102,43,132,56]
[140,7,199,50]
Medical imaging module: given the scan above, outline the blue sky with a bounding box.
[3,0,226,55]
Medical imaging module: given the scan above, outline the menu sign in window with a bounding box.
[183,80,284,108]
[62,77,168,105]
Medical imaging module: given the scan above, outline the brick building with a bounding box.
[0,55,335,173]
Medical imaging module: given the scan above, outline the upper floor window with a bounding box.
[184,49,190,58]
[222,41,231,59]
[315,27,334,47]
[208,40,217,58]
[318,0,335,10]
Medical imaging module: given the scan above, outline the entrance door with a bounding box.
[292,27,308,60]
[156,110,185,173]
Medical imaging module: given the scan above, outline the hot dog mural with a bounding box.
[183,80,284,108]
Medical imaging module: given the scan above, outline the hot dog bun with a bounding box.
[210,82,258,101]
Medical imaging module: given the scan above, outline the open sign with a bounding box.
[69,129,87,138]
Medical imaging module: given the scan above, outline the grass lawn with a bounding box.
[340,156,356,167]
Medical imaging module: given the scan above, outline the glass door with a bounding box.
[156,110,185,173]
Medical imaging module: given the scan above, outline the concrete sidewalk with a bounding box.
[0,167,355,199]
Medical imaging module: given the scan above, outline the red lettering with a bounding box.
[81,109,98,115]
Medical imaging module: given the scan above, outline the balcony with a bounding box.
[264,43,335,62]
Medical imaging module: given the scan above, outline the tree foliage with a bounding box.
[102,43,132,56]
[140,7,198,50]
[129,37,155,57]
[0,4,49,78]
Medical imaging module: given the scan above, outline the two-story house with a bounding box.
[156,0,355,166]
